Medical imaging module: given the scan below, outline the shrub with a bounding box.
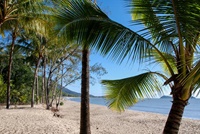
[60,102,64,106]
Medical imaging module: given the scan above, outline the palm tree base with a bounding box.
[163,98,187,134]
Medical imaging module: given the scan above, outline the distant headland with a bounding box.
[160,95,196,99]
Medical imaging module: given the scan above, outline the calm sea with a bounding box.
[65,97,200,120]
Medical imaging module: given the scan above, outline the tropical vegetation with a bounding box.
[0,0,107,105]
[0,0,200,134]
[50,0,200,134]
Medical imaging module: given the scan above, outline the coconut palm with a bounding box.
[17,30,46,107]
[0,0,50,109]
[51,0,200,133]
[52,0,93,132]
[0,0,44,28]
[102,1,200,133]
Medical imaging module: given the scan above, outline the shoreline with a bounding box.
[0,100,200,134]
[65,97,200,120]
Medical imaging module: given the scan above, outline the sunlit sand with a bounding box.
[0,100,199,134]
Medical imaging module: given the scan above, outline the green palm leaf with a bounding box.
[130,0,200,65]
[192,81,200,97]
[130,0,200,41]
[130,0,177,55]
[102,72,164,112]
[131,0,174,40]
[149,50,178,74]
[51,0,200,110]
[52,0,153,64]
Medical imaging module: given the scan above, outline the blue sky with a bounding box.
[67,0,171,96]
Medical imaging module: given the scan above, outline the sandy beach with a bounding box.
[0,100,199,134]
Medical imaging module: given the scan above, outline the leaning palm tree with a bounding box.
[102,1,200,133]
[51,0,200,133]
[17,30,46,107]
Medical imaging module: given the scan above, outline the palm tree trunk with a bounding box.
[6,30,17,109]
[31,57,41,107]
[36,72,39,104]
[80,47,91,134]
[163,98,187,134]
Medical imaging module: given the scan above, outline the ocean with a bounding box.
[65,97,200,120]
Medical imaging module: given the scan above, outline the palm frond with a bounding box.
[149,50,177,74]
[192,82,200,97]
[180,62,200,86]
[52,0,154,64]
[101,72,164,112]
[129,0,200,60]
[129,0,177,53]
[173,0,200,40]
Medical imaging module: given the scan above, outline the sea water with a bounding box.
[65,97,200,120]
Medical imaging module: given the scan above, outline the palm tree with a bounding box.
[17,31,46,107]
[0,0,44,28]
[6,26,18,109]
[31,37,44,107]
[102,1,200,133]
[52,0,94,133]
[51,0,200,133]
[79,1,96,133]
[80,45,91,134]
[0,0,50,109]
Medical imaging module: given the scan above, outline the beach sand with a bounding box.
[0,100,199,134]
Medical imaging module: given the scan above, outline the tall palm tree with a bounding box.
[31,37,44,107]
[79,1,97,133]
[51,0,200,133]
[52,1,92,132]
[6,26,18,109]
[80,45,91,134]
[0,0,50,109]
[80,0,96,133]
[17,31,46,107]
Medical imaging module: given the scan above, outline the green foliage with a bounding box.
[11,90,21,105]
[62,92,79,97]
[52,0,151,65]
[102,72,163,111]
[52,0,200,113]
[0,48,34,104]
[12,62,34,90]
[0,75,6,103]
[60,102,64,106]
